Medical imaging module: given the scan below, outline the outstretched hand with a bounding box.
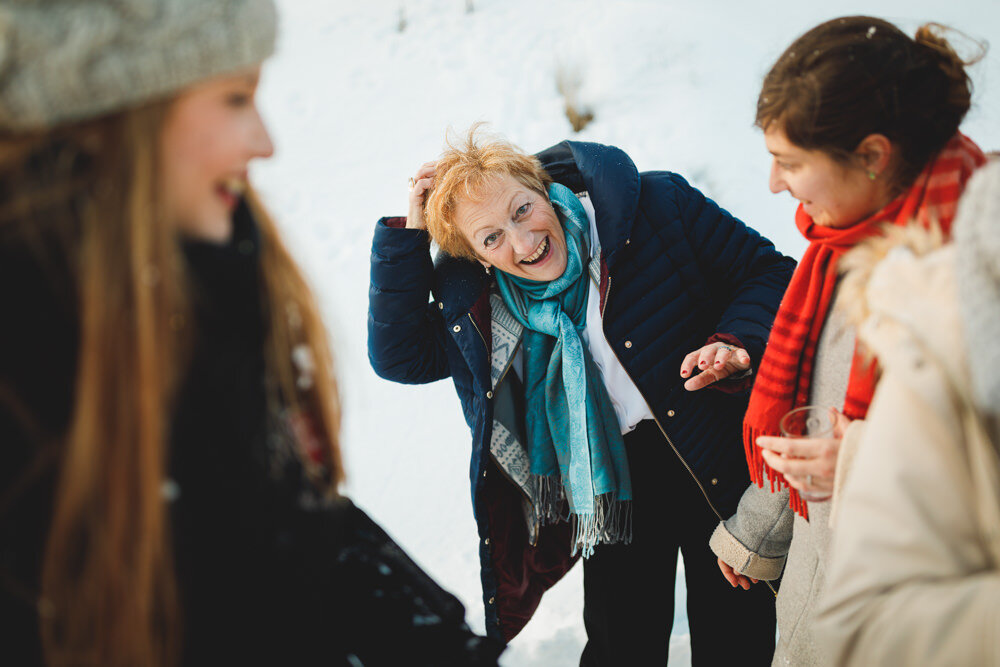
[680,342,751,391]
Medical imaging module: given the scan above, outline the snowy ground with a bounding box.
[252,2,1000,664]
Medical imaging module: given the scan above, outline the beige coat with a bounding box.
[814,202,1000,664]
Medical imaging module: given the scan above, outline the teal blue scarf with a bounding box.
[495,183,632,557]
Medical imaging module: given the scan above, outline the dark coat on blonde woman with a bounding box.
[368,140,796,640]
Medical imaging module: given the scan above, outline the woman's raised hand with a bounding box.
[680,342,752,391]
[756,410,852,501]
[406,162,437,231]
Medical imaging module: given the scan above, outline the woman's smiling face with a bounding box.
[765,124,889,229]
[159,66,274,242]
[454,174,568,282]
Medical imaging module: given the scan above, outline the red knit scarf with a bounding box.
[744,133,986,519]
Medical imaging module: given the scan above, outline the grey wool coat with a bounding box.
[709,290,868,666]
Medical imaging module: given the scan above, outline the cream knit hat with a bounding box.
[0,0,277,131]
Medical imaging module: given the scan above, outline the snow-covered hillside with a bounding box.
[252,2,1000,664]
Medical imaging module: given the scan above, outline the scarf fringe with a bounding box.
[529,474,632,558]
[743,423,810,521]
[530,473,568,525]
[571,494,633,559]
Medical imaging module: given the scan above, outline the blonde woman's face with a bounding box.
[159,66,274,242]
[455,175,568,282]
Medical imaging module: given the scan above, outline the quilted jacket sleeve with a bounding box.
[655,172,795,370]
[368,218,451,384]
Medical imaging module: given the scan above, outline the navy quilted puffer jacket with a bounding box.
[368,141,795,642]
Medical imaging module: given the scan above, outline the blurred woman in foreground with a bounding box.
[815,159,1000,666]
[708,16,987,666]
[0,1,501,664]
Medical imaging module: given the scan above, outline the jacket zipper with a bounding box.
[602,277,778,596]
[471,282,776,591]
[467,310,523,398]
[473,283,724,535]
[467,312,540,546]
[601,276,724,522]
[468,311,488,351]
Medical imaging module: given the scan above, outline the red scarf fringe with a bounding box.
[743,133,986,519]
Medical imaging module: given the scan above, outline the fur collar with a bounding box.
[836,221,947,335]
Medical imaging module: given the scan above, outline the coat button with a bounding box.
[489,597,495,605]
[486,391,493,399]
[711,478,718,486]
[624,340,632,348]
[625,239,631,245]
[483,470,487,478]
[453,325,461,333]
[667,410,675,417]
[438,302,444,309]
[484,538,490,545]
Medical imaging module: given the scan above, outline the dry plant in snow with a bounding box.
[555,60,594,132]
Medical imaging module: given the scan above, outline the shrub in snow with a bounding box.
[555,60,595,132]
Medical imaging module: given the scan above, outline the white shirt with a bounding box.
[511,193,653,434]
[579,194,653,433]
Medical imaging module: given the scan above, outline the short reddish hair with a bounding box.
[424,124,551,260]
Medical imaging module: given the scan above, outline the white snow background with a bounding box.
[252,2,1000,664]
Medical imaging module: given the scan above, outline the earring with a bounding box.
[868,171,877,181]
[484,265,491,275]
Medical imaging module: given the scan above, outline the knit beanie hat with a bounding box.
[0,0,277,131]
[955,159,1000,416]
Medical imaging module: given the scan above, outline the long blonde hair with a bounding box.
[0,100,343,666]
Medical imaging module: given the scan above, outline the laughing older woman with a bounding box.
[368,128,795,665]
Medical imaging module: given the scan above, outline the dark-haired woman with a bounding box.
[706,16,987,666]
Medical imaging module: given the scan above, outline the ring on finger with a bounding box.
[717,344,733,352]
[408,177,416,189]
[806,474,813,487]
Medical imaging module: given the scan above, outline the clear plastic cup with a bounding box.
[779,405,836,439]
[778,405,836,502]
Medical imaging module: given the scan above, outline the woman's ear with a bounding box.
[854,134,893,177]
